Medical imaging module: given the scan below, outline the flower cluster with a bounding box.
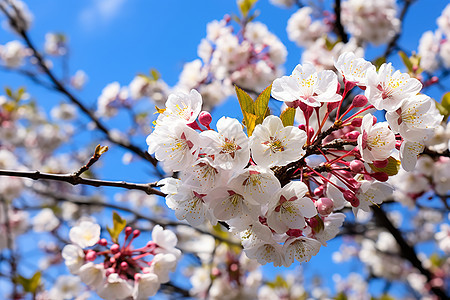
[341,0,400,45]
[417,3,450,72]
[149,51,444,267]
[174,16,287,109]
[63,220,181,300]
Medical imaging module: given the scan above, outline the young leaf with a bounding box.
[243,111,258,136]
[398,51,413,72]
[235,85,254,114]
[441,92,450,113]
[254,84,271,124]
[238,0,258,18]
[280,107,296,127]
[15,272,41,294]
[369,156,400,176]
[107,211,127,243]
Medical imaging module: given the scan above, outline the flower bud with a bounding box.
[110,244,120,254]
[308,127,315,140]
[346,131,360,139]
[395,140,402,150]
[120,262,128,270]
[351,117,362,127]
[133,229,140,238]
[314,186,324,197]
[86,250,97,261]
[316,197,334,215]
[125,226,133,236]
[343,190,357,202]
[298,124,306,131]
[98,238,108,246]
[372,116,377,125]
[373,159,388,168]
[352,95,368,107]
[198,111,212,128]
[350,160,365,173]
[371,172,389,182]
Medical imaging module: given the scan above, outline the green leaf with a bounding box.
[15,272,41,294]
[150,68,160,81]
[378,295,395,300]
[107,211,127,243]
[5,87,12,98]
[430,253,444,267]
[373,56,386,71]
[94,144,109,156]
[267,275,288,289]
[398,51,413,72]
[238,0,258,18]
[324,36,340,51]
[235,85,254,114]
[254,84,271,124]
[369,156,400,176]
[441,92,450,113]
[334,292,348,300]
[280,107,296,127]
[242,111,258,136]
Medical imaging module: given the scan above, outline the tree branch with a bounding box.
[0,169,165,197]
[333,0,348,43]
[372,206,449,299]
[382,0,414,59]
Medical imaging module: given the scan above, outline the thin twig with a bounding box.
[0,169,165,197]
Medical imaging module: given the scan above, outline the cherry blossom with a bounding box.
[357,114,395,163]
[271,63,341,107]
[250,115,307,167]
[365,63,422,112]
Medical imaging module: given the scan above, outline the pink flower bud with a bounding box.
[372,116,377,125]
[352,95,368,107]
[351,117,362,127]
[350,160,365,173]
[395,140,402,150]
[134,273,142,281]
[110,244,120,254]
[198,111,212,128]
[98,238,108,246]
[133,229,140,238]
[343,190,357,202]
[314,186,324,197]
[298,124,306,131]
[110,257,116,264]
[316,197,334,215]
[346,131,360,139]
[125,226,132,236]
[371,172,389,182]
[308,127,315,139]
[120,262,128,270]
[373,159,388,168]
[431,76,439,84]
[308,217,319,228]
[86,250,97,261]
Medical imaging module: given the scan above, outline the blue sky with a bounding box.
[1,0,449,297]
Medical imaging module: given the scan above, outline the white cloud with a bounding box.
[79,0,126,29]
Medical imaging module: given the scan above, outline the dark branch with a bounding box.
[0,169,165,197]
[333,0,348,43]
[372,206,449,299]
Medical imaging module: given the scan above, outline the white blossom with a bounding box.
[357,114,395,163]
[69,220,101,248]
[365,63,422,112]
[272,63,341,107]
